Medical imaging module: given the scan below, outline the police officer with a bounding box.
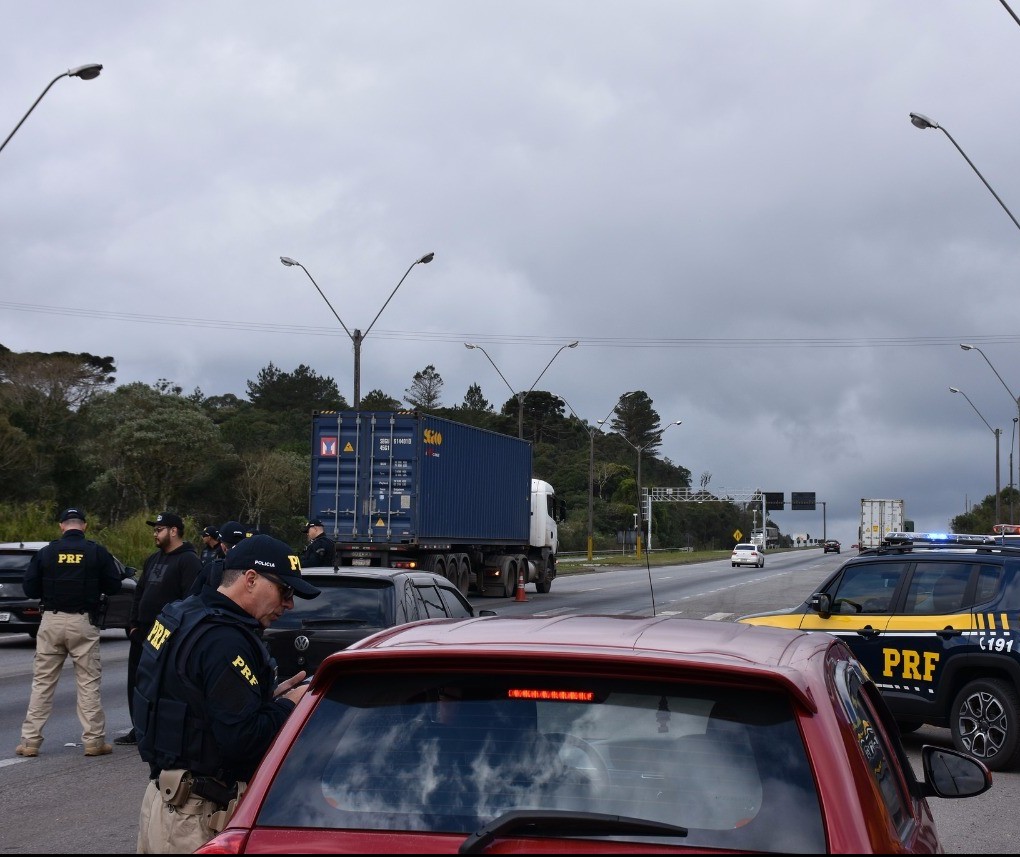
[300,519,335,568]
[133,534,319,853]
[185,520,252,597]
[198,525,223,568]
[15,508,123,758]
[115,512,201,746]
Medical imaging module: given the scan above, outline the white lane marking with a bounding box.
[530,607,576,617]
[704,612,734,621]
[0,758,29,769]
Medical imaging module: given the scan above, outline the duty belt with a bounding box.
[190,776,238,809]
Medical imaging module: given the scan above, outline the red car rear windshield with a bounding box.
[257,672,825,852]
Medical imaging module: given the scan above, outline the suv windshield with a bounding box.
[258,671,825,852]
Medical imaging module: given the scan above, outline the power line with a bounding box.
[2,299,1020,350]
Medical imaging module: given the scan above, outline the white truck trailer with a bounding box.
[858,498,905,551]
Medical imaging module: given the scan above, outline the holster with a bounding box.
[208,782,247,834]
[191,776,238,809]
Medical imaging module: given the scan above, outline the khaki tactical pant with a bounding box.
[136,773,246,854]
[20,611,106,747]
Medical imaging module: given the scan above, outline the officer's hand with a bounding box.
[274,670,307,698]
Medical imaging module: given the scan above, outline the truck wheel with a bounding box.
[535,557,553,594]
[950,678,1020,771]
[502,557,518,598]
[453,555,471,596]
[432,556,447,582]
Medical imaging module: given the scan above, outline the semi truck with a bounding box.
[749,527,780,549]
[308,411,564,597]
[858,498,906,551]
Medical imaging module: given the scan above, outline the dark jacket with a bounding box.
[300,532,336,568]
[132,588,294,782]
[199,544,223,567]
[24,528,121,612]
[129,542,201,631]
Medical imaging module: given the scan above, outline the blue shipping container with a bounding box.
[310,411,532,545]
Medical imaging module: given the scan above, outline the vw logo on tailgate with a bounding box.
[294,635,310,651]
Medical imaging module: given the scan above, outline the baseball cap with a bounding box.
[223,534,320,599]
[302,519,324,533]
[201,525,221,539]
[219,521,253,547]
[58,508,87,523]
[146,512,184,531]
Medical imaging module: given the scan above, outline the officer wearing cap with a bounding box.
[185,520,253,598]
[198,525,223,568]
[16,508,122,759]
[134,534,319,853]
[115,513,201,746]
[300,519,336,568]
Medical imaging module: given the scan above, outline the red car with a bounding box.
[198,616,990,854]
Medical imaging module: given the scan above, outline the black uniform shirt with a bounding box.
[23,528,121,612]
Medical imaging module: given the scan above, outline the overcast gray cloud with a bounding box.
[3,1,1020,546]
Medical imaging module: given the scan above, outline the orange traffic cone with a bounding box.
[515,564,528,602]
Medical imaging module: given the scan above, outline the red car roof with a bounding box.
[317,615,827,712]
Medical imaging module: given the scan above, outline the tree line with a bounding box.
[1,344,807,564]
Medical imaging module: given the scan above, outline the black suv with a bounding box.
[262,567,494,678]
[823,540,841,554]
[738,532,1020,771]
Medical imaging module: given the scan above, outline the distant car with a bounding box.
[0,541,138,640]
[730,542,764,568]
[823,540,841,554]
[197,615,990,854]
[262,567,492,678]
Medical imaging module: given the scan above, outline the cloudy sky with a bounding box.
[4,1,1020,546]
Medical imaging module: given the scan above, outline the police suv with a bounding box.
[738,531,1020,771]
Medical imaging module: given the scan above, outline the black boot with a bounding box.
[113,729,137,745]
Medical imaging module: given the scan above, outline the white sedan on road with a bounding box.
[731,543,765,568]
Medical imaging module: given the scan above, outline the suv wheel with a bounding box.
[950,678,1020,771]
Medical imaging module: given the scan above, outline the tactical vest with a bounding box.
[132,595,271,778]
[39,535,104,612]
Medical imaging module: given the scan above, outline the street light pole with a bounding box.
[464,341,579,439]
[1,64,103,155]
[909,112,1020,235]
[961,344,1020,524]
[610,419,682,558]
[949,386,1001,524]
[281,252,434,409]
[564,394,636,561]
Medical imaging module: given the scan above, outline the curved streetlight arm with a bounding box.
[949,387,996,435]
[525,341,579,396]
[949,385,1002,524]
[960,344,1019,405]
[363,252,434,339]
[464,343,517,399]
[1000,0,1020,28]
[280,257,354,341]
[1,64,104,156]
[910,113,1020,235]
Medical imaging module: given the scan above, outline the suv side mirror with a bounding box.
[810,593,832,619]
[122,566,137,580]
